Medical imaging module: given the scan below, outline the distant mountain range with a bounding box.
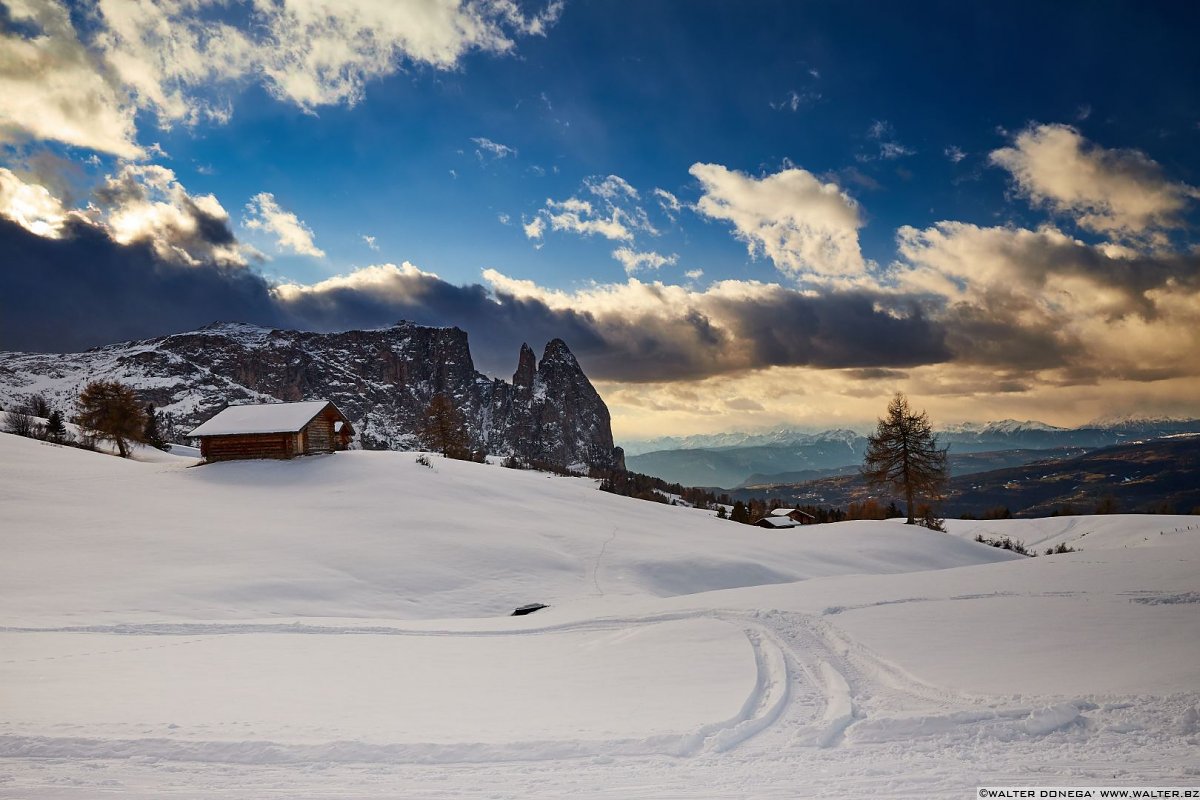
[623,418,1200,489]
[725,435,1200,518]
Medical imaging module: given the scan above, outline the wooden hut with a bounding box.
[188,400,354,462]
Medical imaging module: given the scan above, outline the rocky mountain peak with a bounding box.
[513,342,537,389]
[540,338,578,367]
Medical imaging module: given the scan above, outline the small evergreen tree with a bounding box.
[44,409,67,443]
[717,505,728,520]
[142,404,169,450]
[862,392,948,525]
[730,500,750,524]
[75,380,146,458]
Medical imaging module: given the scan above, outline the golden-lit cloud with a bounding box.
[990,123,1199,240]
[892,221,1200,381]
[0,167,69,238]
[690,162,868,283]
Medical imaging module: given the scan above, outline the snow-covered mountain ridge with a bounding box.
[0,321,624,471]
[622,417,1199,456]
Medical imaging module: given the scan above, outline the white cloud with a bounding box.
[543,197,633,240]
[103,0,563,113]
[989,123,1199,239]
[684,269,704,280]
[585,174,638,201]
[861,120,914,161]
[274,261,439,303]
[526,174,657,245]
[243,192,325,258]
[653,188,682,220]
[689,162,868,282]
[879,142,915,159]
[0,0,562,156]
[362,234,379,251]
[523,215,545,240]
[769,89,819,112]
[867,120,892,140]
[471,136,517,160]
[944,146,967,164]
[0,167,70,238]
[497,213,511,225]
[0,0,142,157]
[612,247,677,275]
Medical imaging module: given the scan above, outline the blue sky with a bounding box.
[2,0,1200,435]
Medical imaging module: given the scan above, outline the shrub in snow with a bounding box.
[415,454,433,468]
[974,533,1034,556]
[3,407,38,439]
[916,503,946,532]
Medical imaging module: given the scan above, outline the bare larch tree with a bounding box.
[861,392,948,525]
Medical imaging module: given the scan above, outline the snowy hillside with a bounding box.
[1,432,1197,798]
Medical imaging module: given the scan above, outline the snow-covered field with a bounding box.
[1,432,1197,798]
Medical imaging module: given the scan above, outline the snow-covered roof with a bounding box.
[188,401,338,437]
[770,507,815,518]
[756,516,799,528]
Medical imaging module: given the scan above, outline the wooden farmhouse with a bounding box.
[188,400,354,462]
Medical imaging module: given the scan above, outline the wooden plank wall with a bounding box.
[302,415,334,454]
[201,433,295,461]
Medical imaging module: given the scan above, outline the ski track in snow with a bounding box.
[4,608,1192,767]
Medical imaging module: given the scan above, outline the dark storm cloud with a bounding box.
[275,268,957,381]
[274,269,607,376]
[710,291,951,372]
[0,217,280,353]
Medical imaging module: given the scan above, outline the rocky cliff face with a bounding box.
[0,321,625,472]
